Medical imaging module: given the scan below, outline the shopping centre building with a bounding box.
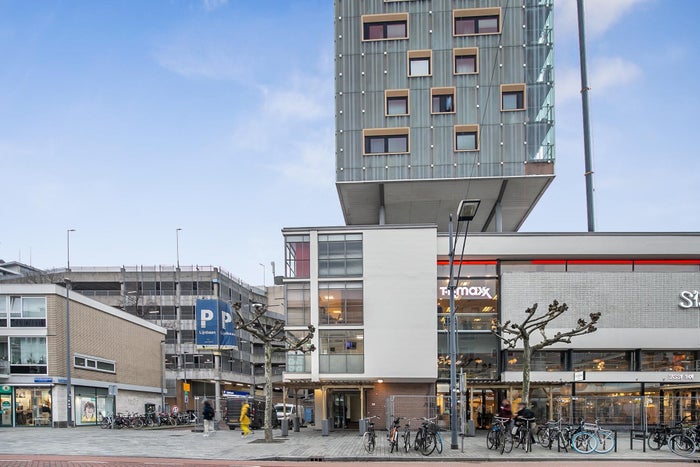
[282,227,700,428]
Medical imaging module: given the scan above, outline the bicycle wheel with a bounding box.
[537,427,550,447]
[647,431,664,451]
[131,418,144,429]
[434,431,443,454]
[420,432,436,456]
[100,417,111,429]
[486,429,498,450]
[669,434,696,457]
[571,431,597,454]
[414,431,423,451]
[500,431,514,454]
[363,431,376,454]
[594,430,615,454]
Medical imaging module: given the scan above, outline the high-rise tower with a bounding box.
[334,0,554,232]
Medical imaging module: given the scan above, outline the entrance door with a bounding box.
[0,394,11,426]
[331,391,360,429]
[470,388,496,429]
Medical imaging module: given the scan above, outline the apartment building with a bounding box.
[334,0,554,232]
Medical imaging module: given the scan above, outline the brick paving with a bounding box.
[0,425,695,464]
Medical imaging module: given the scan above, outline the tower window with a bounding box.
[362,13,408,41]
[501,84,526,111]
[453,8,501,36]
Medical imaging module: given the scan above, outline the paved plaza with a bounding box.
[0,425,695,463]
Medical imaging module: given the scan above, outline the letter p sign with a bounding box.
[200,309,214,328]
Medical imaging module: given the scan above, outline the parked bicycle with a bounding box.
[648,417,689,451]
[413,416,439,456]
[362,415,380,454]
[512,417,536,452]
[570,419,615,454]
[401,418,412,452]
[486,416,513,454]
[388,416,401,453]
[668,422,699,458]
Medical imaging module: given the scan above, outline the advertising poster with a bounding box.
[195,299,237,350]
[76,396,96,425]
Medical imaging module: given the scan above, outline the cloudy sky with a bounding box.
[1,0,697,286]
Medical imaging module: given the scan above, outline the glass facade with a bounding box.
[318,234,362,277]
[318,282,363,325]
[319,330,364,374]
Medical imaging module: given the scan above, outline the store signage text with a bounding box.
[679,290,700,309]
[439,286,492,299]
[666,373,695,381]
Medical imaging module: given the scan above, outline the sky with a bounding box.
[1,0,698,287]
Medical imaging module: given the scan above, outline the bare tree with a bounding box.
[491,300,600,405]
[232,302,315,442]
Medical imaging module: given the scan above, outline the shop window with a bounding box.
[641,351,698,372]
[362,13,408,41]
[285,234,310,278]
[454,47,478,74]
[454,8,501,36]
[431,87,455,114]
[454,124,479,151]
[501,84,526,111]
[319,282,363,325]
[319,330,364,374]
[407,50,431,77]
[505,351,565,371]
[572,351,632,372]
[318,233,363,277]
[385,89,409,116]
[286,282,311,326]
[437,333,498,380]
[363,128,410,155]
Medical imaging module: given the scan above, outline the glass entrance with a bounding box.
[331,390,360,429]
[0,393,11,426]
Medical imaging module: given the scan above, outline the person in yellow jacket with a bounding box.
[239,402,251,437]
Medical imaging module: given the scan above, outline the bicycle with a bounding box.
[571,419,615,454]
[648,417,689,451]
[513,417,536,453]
[487,416,513,454]
[668,423,699,458]
[388,416,401,453]
[401,418,412,452]
[362,415,380,454]
[413,416,438,456]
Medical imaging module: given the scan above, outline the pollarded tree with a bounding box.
[232,302,315,442]
[491,300,600,405]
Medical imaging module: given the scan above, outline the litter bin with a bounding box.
[293,416,300,432]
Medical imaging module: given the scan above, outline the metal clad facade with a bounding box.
[335,0,554,183]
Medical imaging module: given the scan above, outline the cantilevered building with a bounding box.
[334,0,554,231]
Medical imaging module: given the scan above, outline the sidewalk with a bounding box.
[0,425,694,463]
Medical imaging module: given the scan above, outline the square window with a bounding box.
[386,22,407,39]
[409,58,430,76]
[387,96,408,115]
[456,132,477,150]
[455,18,475,35]
[367,24,384,40]
[367,137,385,154]
[502,91,524,110]
[455,55,476,74]
[454,125,479,151]
[432,94,454,113]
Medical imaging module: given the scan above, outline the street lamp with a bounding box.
[448,199,480,449]
[259,262,266,287]
[160,340,165,412]
[65,228,75,428]
[176,228,182,269]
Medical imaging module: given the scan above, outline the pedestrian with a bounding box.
[498,399,512,419]
[202,400,215,437]
[239,401,251,437]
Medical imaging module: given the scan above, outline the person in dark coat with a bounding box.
[202,400,215,437]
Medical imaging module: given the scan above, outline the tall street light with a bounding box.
[65,228,76,427]
[448,199,480,449]
[259,262,266,287]
[176,228,182,269]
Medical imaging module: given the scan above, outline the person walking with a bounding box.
[202,400,215,437]
[239,401,251,437]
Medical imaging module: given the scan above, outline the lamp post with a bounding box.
[448,199,480,449]
[259,262,266,287]
[176,228,182,269]
[160,340,165,412]
[65,228,75,428]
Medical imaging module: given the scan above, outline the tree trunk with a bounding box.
[263,342,274,442]
[521,340,531,406]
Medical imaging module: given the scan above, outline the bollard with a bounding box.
[281,418,289,437]
[293,416,300,432]
[322,419,329,436]
[467,419,476,437]
[359,418,366,435]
